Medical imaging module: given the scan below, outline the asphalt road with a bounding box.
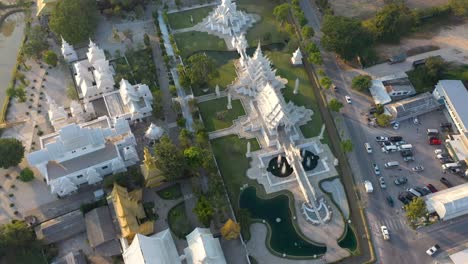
[299,0,468,263]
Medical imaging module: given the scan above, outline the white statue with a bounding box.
[293,78,300,94]
[247,141,251,154]
[281,163,287,174]
[190,15,194,24]
[306,157,311,167]
[215,85,220,98]
[227,92,232,109]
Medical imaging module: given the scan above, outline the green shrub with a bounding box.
[19,167,34,182]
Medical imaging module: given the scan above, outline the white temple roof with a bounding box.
[184,228,226,264]
[87,40,106,65]
[123,230,181,264]
[145,123,164,140]
[50,177,78,196]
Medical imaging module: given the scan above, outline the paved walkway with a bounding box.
[196,91,227,103]
[321,178,350,219]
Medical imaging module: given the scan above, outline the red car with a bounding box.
[429,138,442,145]
[426,184,438,193]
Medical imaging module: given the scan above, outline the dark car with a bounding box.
[394,177,408,185]
[400,150,413,157]
[440,177,452,187]
[440,157,454,164]
[386,196,395,207]
[415,187,429,196]
[376,136,389,142]
[381,141,393,147]
[398,194,410,205]
[389,136,403,142]
[426,184,438,193]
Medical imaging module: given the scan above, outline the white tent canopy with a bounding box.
[145,123,164,140]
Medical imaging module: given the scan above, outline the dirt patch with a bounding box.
[331,0,449,19]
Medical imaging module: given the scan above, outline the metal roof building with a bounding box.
[425,183,468,221]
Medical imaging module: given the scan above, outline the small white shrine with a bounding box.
[145,123,164,141]
[61,37,78,63]
[202,0,256,38]
[291,47,303,66]
[46,95,69,131]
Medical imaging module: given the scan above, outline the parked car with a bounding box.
[407,188,422,197]
[437,153,450,159]
[384,161,399,168]
[381,141,394,147]
[365,142,372,153]
[345,96,352,104]
[440,122,452,130]
[381,226,390,240]
[421,187,432,196]
[398,192,411,204]
[434,149,444,154]
[400,150,413,157]
[394,177,408,185]
[413,117,419,125]
[379,177,387,189]
[426,244,440,256]
[389,136,403,142]
[426,184,438,193]
[386,196,394,207]
[412,166,424,172]
[414,187,428,196]
[429,137,442,145]
[373,164,381,175]
[403,156,415,162]
[376,136,389,142]
[439,157,454,164]
[395,141,407,146]
[440,177,452,187]
[393,122,400,130]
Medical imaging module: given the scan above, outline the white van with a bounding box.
[427,129,439,136]
[442,163,461,170]
[408,188,422,197]
[381,145,398,153]
[365,181,374,193]
[398,144,413,151]
[384,161,400,168]
[365,143,372,153]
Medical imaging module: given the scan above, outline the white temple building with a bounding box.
[73,40,115,101]
[47,95,69,131]
[291,48,303,66]
[46,95,96,131]
[122,228,226,264]
[102,79,154,124]
[123,230,182,264]
[145,123,164,141]
[61,37,78,63]
[27,116,139,197]
[202,0,256,38]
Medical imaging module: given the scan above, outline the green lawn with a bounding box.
[407,64,468,93]
[198,98,245,132]
[156,183,182,200]
[211,135,260,209]
[204,60,237,95]
[174,31,227,58]
[168,202,193,238]
[167,7,213,30]
[238,0,287,46]
[267,51,323,138]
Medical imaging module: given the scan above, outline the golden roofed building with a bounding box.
[37,0,59,16]
[220,219,240,240]
[110,184,154,241]
[140,147,165,188]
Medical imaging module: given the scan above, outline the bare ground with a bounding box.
[331,0,449,19]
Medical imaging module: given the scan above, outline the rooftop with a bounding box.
[103,91,129,117]
[435,80,468,132]
[46,142,119,180]
[425,182,468,220]
[385,92,440,121]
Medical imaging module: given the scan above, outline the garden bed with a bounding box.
[198,98,245,132]
[174,31,227,58]
[114,48,158,88]
[156,183,183,200]
[168,202,193,238]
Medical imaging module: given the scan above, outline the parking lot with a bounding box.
[365,109,466,208]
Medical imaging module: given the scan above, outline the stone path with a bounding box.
[321,178,350,219]
[196,91,227,103]
[208,125,238,139]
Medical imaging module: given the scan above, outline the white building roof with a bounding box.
[425,182,468,220]
[123,230,181,264]
[434,80,468,133]
[369,80,392,105]
[450,248,468,264]
[145,123,164,140]
[184,228,226,264]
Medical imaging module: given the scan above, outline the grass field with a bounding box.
[174,31,227,58]
[267,51,323,138]
[211,135,260,209]
[199,98,245,132]
[168,202,193,238]
[407,64,468,93]
[167,7,213,30]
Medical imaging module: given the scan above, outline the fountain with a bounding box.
[267,154,294,178]
[300,149,320,171]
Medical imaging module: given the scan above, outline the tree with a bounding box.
[405,197,428,223]
[308,52,323,65]
[22,26,48,59]
[375,114,392,127]
[184,146,212,170]
[193,195,214,227]
[273,3,290,23]
[321,15,374,61]
[425,56,446,82]
[301,25,315,39]
[143,33,150,47]
[0,138,24,168]
[364,4,414,43]
[328,99,343,112]
[154,136,186,180]
[0,221,35,251]
[182,54,218,89]
[19,168,34,182]
[43,50,58,67]
[351,75,372,92]
[341,139,353,153]
[320,77,332,89]
[49,0,98,44]
[449,0,468,17]
[179,128,192,148]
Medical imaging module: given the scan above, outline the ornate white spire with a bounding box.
[291,47,303,66]
[61,36,78,62]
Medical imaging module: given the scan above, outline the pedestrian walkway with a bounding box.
[369,218,407,234]
[208,125,237,139]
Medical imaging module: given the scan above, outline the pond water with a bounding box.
[240,186,326,257]
[0,12,25,105]
[267,155,293,178]
[338,224,358,253]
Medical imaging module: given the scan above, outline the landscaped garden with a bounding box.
[168,202,193,238]
[167,6,213,30]
[174,31,227,58]
[114,48,158,88]
[198,98,245,132]
[156,183,183,200]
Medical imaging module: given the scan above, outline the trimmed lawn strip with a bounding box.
[206,61,237,94]
[267,51,323,138]
[156,183,183,200]
[167,7,213,30]
[174,31,227,58]
[211,135,260,209]
[168,202,193,238]
[199,98,245,132]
